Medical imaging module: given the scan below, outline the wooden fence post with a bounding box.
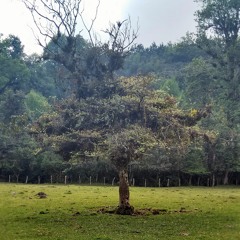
[96,174,98,183]
[167,179,170,187]
[197,177,200,186]
[112,177,115,186]
[79,175,81,184]
[64,175,67,185]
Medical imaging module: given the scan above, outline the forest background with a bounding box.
[0,0,240,190]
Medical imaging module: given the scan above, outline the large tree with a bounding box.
[30,75,209,214]
[21,0,213,213]
[194,0,240,183]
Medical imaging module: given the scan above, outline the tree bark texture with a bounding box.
[116,169,134,215]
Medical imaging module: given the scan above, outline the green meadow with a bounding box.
[0,183,240,239]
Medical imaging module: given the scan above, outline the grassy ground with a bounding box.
[0,183,240,239]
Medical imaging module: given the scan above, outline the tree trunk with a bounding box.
[212,173,215,187]
[223,170,229,185]
[197,176,201,186]
[188,175,192,186]
[116,169,134,215]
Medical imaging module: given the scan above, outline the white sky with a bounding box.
[0,0,199,55]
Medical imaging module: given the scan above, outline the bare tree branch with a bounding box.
[22,0,82,47]
[22,0,138,53]
[102,16,139,53]
[80,0,100,46]
[21,0,139,98]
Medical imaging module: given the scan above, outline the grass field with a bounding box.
[0,183,240,239]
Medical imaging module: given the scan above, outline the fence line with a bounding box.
[3,174,239,187]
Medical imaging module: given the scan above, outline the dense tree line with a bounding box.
[0,0,240,212]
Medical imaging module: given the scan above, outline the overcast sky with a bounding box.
[0,0,199,54]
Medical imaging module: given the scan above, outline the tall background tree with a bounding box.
[193,0,240,184]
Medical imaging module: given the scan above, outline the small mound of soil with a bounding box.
[97,207,116,214]
[36,192,47,198]
[72,211,81,216]
[133,208,168,216]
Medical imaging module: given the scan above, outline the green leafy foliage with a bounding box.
[0,119,38,179]
[0,35,30,94]
[25,90,51,120]
[31,75,207,178]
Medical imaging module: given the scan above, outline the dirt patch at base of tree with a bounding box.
[97,207,199,216]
